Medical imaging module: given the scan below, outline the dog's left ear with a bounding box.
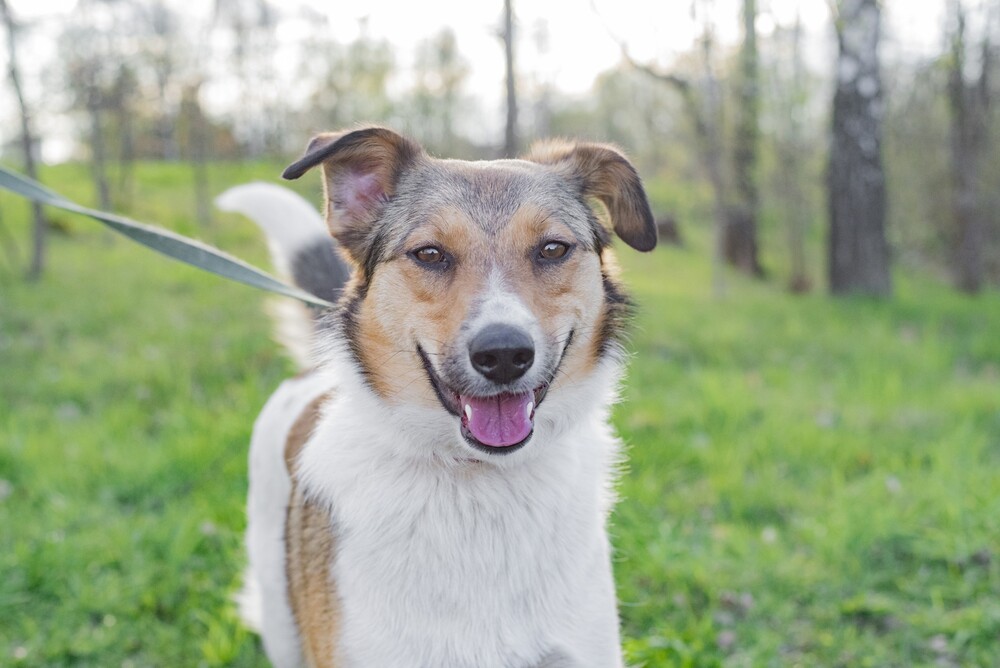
[281,127,424,262]
[525,141,657,252]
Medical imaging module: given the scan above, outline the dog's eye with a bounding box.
[538,241,570,261]
[412,246,445,265]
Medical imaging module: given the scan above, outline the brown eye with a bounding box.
[412,246,444,265]
[539,241,569,260]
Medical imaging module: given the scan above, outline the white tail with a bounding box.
[216,182,348,370]
[215,182,328,279]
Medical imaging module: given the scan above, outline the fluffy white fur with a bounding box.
[247,345,625,668]
[216,183,328,369]
[215,182,328,279]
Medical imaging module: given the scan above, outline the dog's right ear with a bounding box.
[282,127,423,261]
[524,140,657,252]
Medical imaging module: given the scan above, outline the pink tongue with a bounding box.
[461,392,534,447]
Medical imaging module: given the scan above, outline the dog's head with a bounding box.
[284,127,655,458]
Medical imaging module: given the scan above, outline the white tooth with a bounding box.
[526,401,534,419]
[464,404,472,420]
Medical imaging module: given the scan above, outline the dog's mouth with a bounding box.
[416,336,571,455]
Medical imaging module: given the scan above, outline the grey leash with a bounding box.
[0,165,335,309]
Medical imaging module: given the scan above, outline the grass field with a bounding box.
[1,162,998,667]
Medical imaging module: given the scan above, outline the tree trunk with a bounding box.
[187,83,213,227]
[1,0,46,280]
[88,94,112,210]
[115,67,136,211]
[782,15,811,293]
[724,0,764,276]
[947,0,990,294]
[828,0,891,296]
[703,72,728,299]
[630,16,727,297]
[502,0,518,157]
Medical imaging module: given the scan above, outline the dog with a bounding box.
[218,126,657,667]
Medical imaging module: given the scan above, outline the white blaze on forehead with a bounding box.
[464,269,544,365]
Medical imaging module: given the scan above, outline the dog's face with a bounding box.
[284,128,655,458]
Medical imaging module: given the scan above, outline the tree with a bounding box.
[110,63,139,209]
[725,0,764,276]
[0,0,46,280]
[501,0,518,157]
[946,0,993,294]
[408,29,470,156]
[59,0,144,210]
[298,18,396,133]
[769,14,814,293]
[212,0,283,157]
[628,6,729,296]
[145,0,181,160]
[828,0,891,296]
[179,81,213,226]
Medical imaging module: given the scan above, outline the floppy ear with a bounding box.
[525,140,657,252]
[282,127,424,261]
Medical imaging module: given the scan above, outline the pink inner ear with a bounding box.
[334,170,386,222]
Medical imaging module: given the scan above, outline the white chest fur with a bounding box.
[292,370,625,668]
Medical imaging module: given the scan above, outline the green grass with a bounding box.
[1,162,999,666]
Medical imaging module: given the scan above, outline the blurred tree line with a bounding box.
[1,0,998,296]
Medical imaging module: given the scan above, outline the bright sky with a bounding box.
[4,0,948,160]
[286,0,944,93]
[5,0,951,94]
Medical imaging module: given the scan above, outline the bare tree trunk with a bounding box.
[828,0,891,296]
[502,0,518,157]
[114,66,136,210]
[781,15,811,293]
[1,0,46,280]
[947,0,990,294]
[724,0,764,276]
[629,26,727,297]
[87,93,112,210]
[700,43,728,299]
[117,110,135,210]
[185,83,213,227]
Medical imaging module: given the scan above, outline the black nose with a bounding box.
[468,324,535,384]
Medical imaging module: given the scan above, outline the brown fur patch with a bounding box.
[284,393,341,668]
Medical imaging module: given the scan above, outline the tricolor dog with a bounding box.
[217,126,657,667]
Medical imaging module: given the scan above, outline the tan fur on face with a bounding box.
[498,204,607,386]
[354,206,483,403]
[351,199,608,406]
[285,393,341,668]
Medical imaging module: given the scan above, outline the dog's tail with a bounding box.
[216,182,349,368]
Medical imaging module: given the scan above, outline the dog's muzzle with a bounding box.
[418,328,572,456]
